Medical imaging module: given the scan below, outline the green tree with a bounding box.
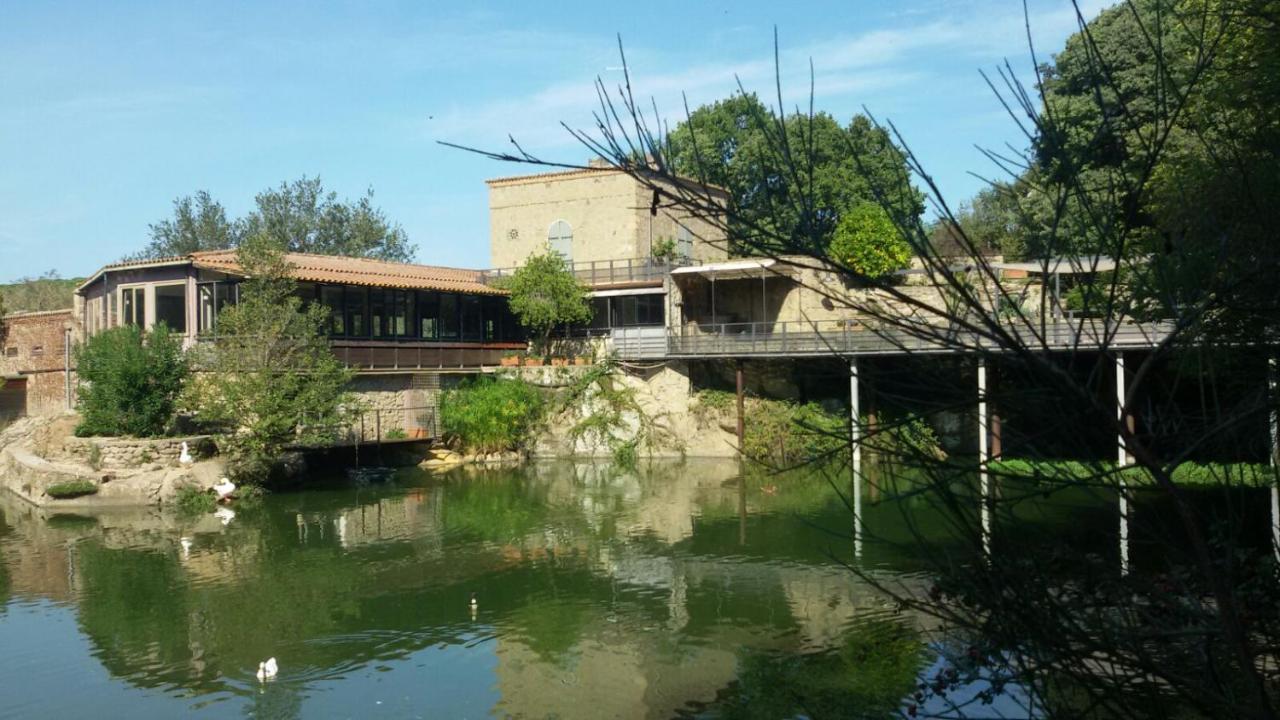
[139,190,238,258]
[827,202,913,278]
[138,177,417,262]
[504,249,592,356]
[187,233,354,480]
[240,177,416,262]
[667,94,923,254]
[74,324,188,437]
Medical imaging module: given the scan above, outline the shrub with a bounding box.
[46,480,99,499]
[440,376,544,453]
[385,427,408,440]
[175,485,216,515]
[75,324,188,437]
[694,391,845,466]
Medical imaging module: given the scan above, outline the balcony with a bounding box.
[480,257,694,289]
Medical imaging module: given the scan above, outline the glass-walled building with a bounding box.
[77,250,526,368]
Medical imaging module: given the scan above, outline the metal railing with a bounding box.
[296,405,438,448]
[480,257,695,287]
[611,318,1178,360]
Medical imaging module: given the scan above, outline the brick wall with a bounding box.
[1,310,76,416]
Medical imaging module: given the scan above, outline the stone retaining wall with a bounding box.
[62,435,215,470]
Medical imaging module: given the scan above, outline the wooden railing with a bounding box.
[480,257,693,287]
[330,341,525,370]
[612,318,1178,360]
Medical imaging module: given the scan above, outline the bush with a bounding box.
[385,427,408,440]
[175,485,216,515]
[440,376,544,454]
[46,480,99,499]
[827,202,913,278]
[694,391,845,466]
[991,458,1275,487]
[75,324,188,437]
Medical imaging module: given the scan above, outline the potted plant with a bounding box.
[524,356,543,367]
[550,356,569,367]
[573,356,589,366]
[499,351,522,367]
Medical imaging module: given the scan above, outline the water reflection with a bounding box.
[0,460,998,719]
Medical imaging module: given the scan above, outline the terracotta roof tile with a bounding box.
[190,250,505,295]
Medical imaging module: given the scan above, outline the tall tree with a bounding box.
[666,94,923,254]
[186,233,354,481]
[139,178,417,263]
[141,191,238,258]
[240,177,416,262]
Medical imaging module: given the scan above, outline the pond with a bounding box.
[0,459,1255,719]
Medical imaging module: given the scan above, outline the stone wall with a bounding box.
[346,372,467,439]
[487,168,730,268]
[62,435,215,470]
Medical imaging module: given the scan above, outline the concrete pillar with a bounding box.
[1269,356,1278,557]
[735,360,745,453]
[850,358,862,559]
[978,357,991,556]
[1116,352,1130,574]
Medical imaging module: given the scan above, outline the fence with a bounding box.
[296,405,438,448]
[480,257,692,287]
[612,318,1178,360]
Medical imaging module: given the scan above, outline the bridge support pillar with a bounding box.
[978,357,991,556]
[735,360,745,454]
[1269,356,1277,557]
[850,358,862,559]
[1116,351,1130,573]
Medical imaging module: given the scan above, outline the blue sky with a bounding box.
[0,0,1107,282]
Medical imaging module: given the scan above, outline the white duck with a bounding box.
[256,657,278,682]
[215,506,236,526]
[212,477,236,501]
[178,441,193,466]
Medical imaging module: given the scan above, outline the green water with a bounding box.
[0,459,1139,719]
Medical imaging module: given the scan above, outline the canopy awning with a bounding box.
[670,258,795,280]
[590,286,667,298]
[991,256,1119,275]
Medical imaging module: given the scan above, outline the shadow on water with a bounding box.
[0,458,1267,718]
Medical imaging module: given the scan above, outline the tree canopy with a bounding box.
[666,93,923,255]
[138,177,416,263]
[74,324,188,438]
[503,249,592,355]
[185,233,354,480]
[827,203,913,278]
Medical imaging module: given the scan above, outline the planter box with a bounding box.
[573,357,589,366]
[523,358,543,367]
[550,357,569,367]
[499,356,521,367]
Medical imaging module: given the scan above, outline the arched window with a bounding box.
[548,220,573,262]
[676,223,694,260]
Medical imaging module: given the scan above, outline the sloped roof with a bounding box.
[190,250,505,295]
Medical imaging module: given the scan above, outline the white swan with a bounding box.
[256,657,278,682]
[212,477,236,501]
[215,506,236,526]
[178,441,193,465]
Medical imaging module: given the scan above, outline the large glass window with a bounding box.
[439,293,459,340]
[197,281,238,335]
[321,286,345,336]
[370,289,387,338]
[609,294,664,327]
[461,296,482,341]
[346,287,367,337]
[391,290,413,338]
[418,291,439,339]
[154,284,186,333]
[120,287,145,326]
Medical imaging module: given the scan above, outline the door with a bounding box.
[0,378,27,420]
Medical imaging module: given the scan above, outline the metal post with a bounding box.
[735,360,745,454]
[851,358,862,560]
[1116,352,1130,574]
[1268,356,1278,557]
[978,357,991,556]
[64,327,72,409]
[711,277,717,326]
